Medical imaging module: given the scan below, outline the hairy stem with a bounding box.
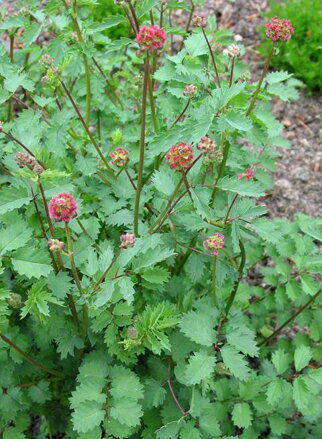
[212,256,218,306]
[148,75,159,133]
[133,53,149,236]
[93,250,121,292]
[229,56,235,87]
[210,135,229,206]
[259,289,322,347]
[0,333,62,377]
[224,193,238,224]
[1,129,46,168]
[171,99,190,128]
[7,34,14,122]
[224,240,246,316]
[246,45,274,116]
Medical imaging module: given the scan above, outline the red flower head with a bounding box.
[203,233,225,256]
[165,142,194,171]
[197,136,216,153]
[265,16,294,41]
[237,168,254,180]
[49,193,77,222]
[137,25,166,51]
[109,147,129,167]
[120,233,136,249]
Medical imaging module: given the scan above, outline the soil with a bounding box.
[1,0,321,221]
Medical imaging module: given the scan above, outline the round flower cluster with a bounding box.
[165,142,194,171]
[15,152,44,175]
[265,16,294,41]
[48,239,65,251]
[192,14,207,28]
[203,150,223,167]
[203,233,225,256]
[136,25,166,51]
[237,168,254,180]
[120,233,136,249]
[223,44,240,58]
[197,136,216,153]
[183,84,197,98]
[109,147,129,167]
[49,193,77,222]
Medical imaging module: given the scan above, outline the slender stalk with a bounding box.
[0,333,62,377]
[159,3,164,27]
[93,250,121,292]
[224,240,246,316]
[167,358,187,416]
[171,99,190,128]
[133,53,150,236]
[229,57,235,87]
[7,34,14,122]
[246,45,274,116]
[210,135,229,206]
[201,28,221,87]
[224,193,238,224]
[92,57,124,109]
[211,256,218,306]
[125,168,137,190]
[259,289,322,347]
[172,237,197,275]
[60,80,115,177]
[179,0,194,51]
[122,4,137,35]
[65,222,88,338]
[148,75,159,133]
[182,172,193,201]
[128,0,140,33]
[149,10,154,25]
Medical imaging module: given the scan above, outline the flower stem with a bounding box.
[212,256,218,306]
[202,27,221,87]
[259,288,322,347]
[148,75,159,133]
[224,193,238,224]
[229,57,235,87]
[246,45,274,116]
[7,33,14,122]
[93,250,121,292]
[210,135,229,206]
[64,222,88,338]
[224,239,246,316]
[133,53,150,236]
[171,99,190,128]
[0,333,62,377]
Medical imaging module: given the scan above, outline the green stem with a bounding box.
[224,193,238,224]
[0,333,62,377]
[259,289,322,347]
[171,99,190,128]
[224,240,246,316]
[64,222,88,338]
[211,256,218,306]
[148,75,159,133]
[246,45,274,116]
[1,129,45,168]
[134,53,150,236]
[229,56,235,87]
[93,250,121,292]
[7,34,14,122]
[202,27,221,88]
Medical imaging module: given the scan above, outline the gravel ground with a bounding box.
[1,0,321,219]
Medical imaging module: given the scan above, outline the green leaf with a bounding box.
[71,401,105,434]
[251,218,282,244]
[179,422,201,439]
[23,23,42,46]
[87,15,126,33]
[151,169,176,197]
[294,345,312,371]
[115,277,135,303]
[132,246,175,271]
[266,71,293,84]
[0,186,30,214]
[156,419,184,439]
[179,308,217,347]
[226,314,259,357]
[0,222,32,256]
[28,380,51,403]
[217,110,253,132]
[11,247,53,279]
[3,427,25,439]
[221,345,250,381]
[268,414,287,436]
[185,351,216,385]
[271,349,289,375]
[141,267,170,285]
[217,176,265,197]
[293,377,310,410]
[143,378,166,409]
[110,399,143,428]
[300,274,320,296]
[296,213,322,241]
[109,365,144,401]
[232,402,253,429]
[266,379,291,405]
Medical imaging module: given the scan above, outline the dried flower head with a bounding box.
[120,233,136,249]
[202,150,223,166]
[48,239,65,251]
[15,152,34,168]
[192,14,207,28]
[265,16,294,41]
[7,293,23,308]
[165,142,194,171]
[223,44,240,58]
[183,84,197,98]
[126,326,139,339]
[203,233,225,256]
[33,163,44,175]
[237,168,254,180]
[109,147,129,167]
[197,136,216,153]
[49,193,77,222]
[41,53,54,65]
[136,25,166,51]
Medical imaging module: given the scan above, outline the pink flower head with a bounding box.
[120,233,136,249]
[48,239,65,251]
[136,25,166,51]
[197,136,216,153]
[265,16,294,41]
[165,142,194,171]
[236,168,254,180]
[203,233,225,256]
[49,193,77,222]
[109,147,129,167]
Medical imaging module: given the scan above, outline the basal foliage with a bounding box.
[0,1,321,438]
